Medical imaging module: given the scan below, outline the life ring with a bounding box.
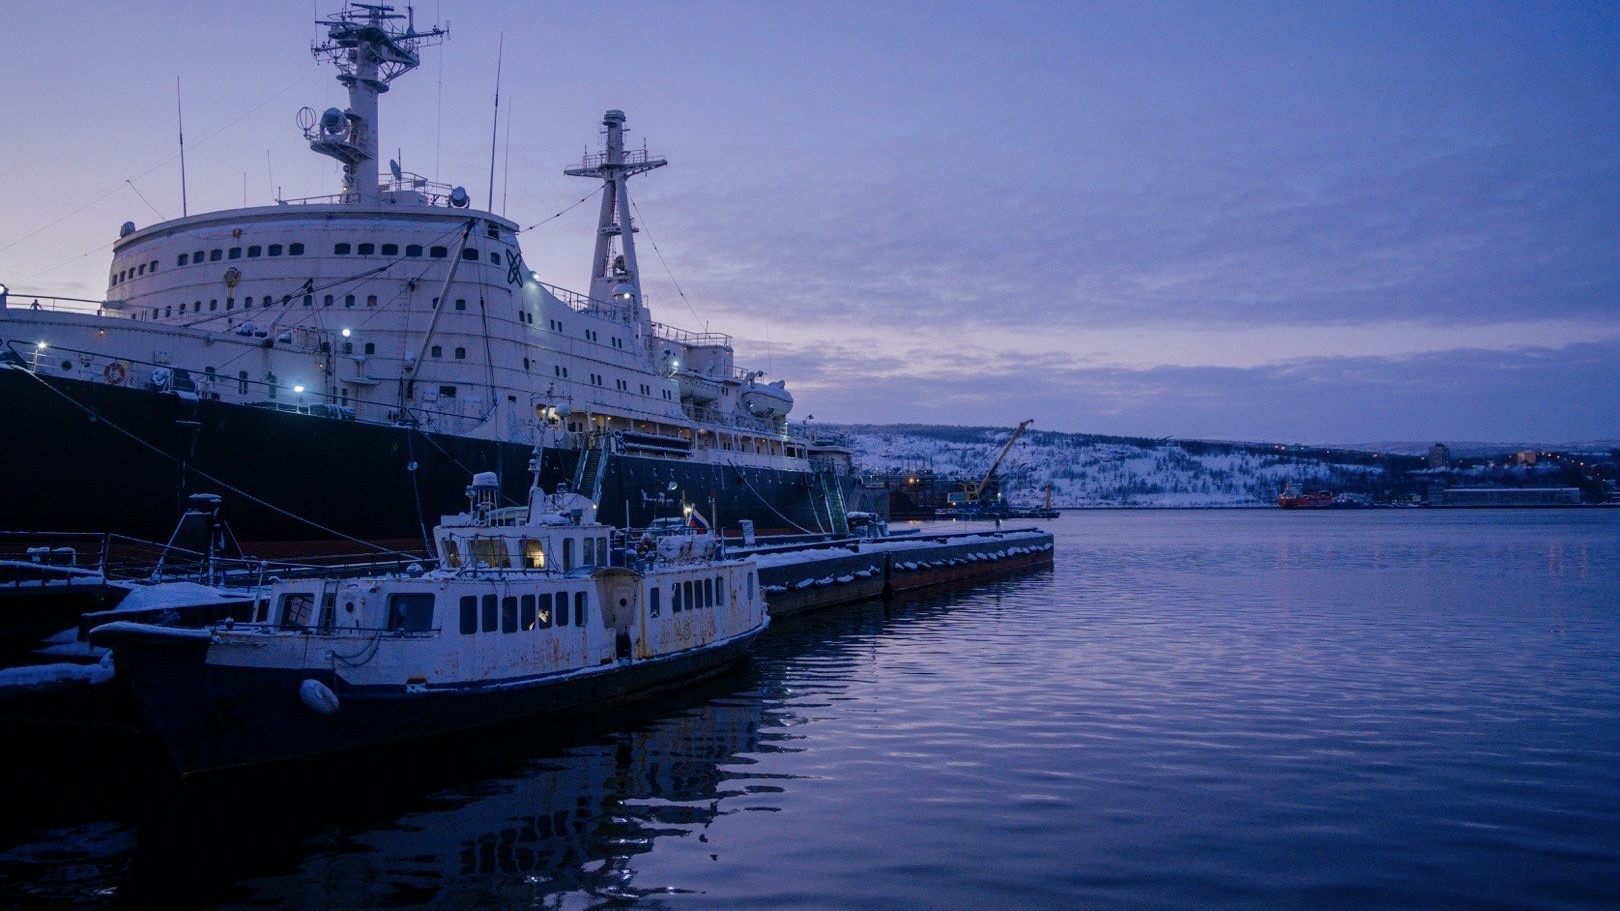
[223,267,241,288]
[298,678,340,715]
[103,362,126,385]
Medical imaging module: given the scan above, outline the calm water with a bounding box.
[2,509,1618,910]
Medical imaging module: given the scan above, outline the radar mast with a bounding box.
[565,111,667,329]
[305,4,446,203]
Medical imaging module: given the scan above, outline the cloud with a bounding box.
[768,337,1620,445]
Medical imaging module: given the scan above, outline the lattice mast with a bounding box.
[306,4,446,203]
[565,111,667,326]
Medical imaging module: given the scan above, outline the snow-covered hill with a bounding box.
[823,424,1425,508]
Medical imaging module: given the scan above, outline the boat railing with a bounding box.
[652,322,732,348]
[537,281,635,321]
[273,173,463,208]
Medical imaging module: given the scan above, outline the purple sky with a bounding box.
[3,1,1616,444]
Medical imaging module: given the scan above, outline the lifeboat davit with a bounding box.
[741,379,794,419]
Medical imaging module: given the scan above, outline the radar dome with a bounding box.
[448,186,469,208]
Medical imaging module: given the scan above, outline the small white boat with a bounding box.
[92,466,768,776]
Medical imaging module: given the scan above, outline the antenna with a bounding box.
[501,95,512,215]
[176,77,188,217]
[487,32,503,211]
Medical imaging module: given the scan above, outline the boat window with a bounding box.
[501,596,518,633]
[388,594,435,632]
[366,294,377,307]
[535,592,553,628]
[715,576,724,606]
[381,243,398,256]
[210,299,218,311]
[520,594,536,630]
[247,246,261,258]
[490,251,500,264]
[289,242,305,255]
[684,580,695,612]
[150,260,158,272]
[430,345,442,358]
[364,342,376,355]
[269,244,283,256]
[177,253,189,266]
[462,248,479,261]
[406,244,423,257]
[238,371,248,395]
[430,246,448,258]
[278,592,316,629]
[460,595,477,634]
[225,298,234,311]
[344,294,355,308]
[228,248,241,260]
[575,592,588,627]
[210,249,223,261]
[649,586,661,617]
[441,537,461,568]
[671,582,682,613]
[556,593,570,627]
[193,249,205,262]
[454,347,466,360]
[469,537,506,569]
[334,243,351,255]
[481,594,498,633]
[439,385,456,398]
[583,538,595,566]
[358,243,375,256]
[523,539,544,569]
[455,298,467,310]
[563,538,574,571]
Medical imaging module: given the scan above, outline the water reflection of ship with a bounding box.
[139,687,773,908]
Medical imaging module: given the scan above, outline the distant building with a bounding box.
[1513,450,1539,466]
[1430,487,1581,507]
[1427,443,1450,469]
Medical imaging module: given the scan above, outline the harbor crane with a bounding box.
[955,419,1034,506]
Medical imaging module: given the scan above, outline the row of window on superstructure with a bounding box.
[459,591,590,635]
[173,242,308,268]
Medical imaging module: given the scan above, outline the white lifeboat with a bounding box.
[674,370,723,404]
[741,378,793,419]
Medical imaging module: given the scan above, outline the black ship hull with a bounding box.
[0,370,870,548]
